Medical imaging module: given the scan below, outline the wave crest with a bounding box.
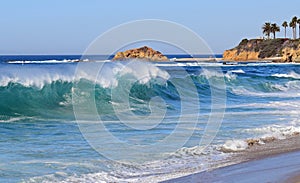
[272,71,300,79]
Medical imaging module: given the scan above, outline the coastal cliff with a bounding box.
[223,39,300,62]
[113,46,168,61]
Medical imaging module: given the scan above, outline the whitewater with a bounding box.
[1,56,300,182]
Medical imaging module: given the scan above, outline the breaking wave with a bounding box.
[0,62,173,120]
[272,71,300,79]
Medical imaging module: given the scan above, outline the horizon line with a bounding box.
[0,53,223,56]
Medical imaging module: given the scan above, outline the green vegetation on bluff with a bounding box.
[236,38,299,59]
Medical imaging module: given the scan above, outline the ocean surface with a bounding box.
[0,55,300,182]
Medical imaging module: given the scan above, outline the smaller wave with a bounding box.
[242,62,300,67]
[25,156,206,183]
[232,101,300,109]
[228,69,245,74]
[25,171,134,183]
[154,62,224,67]
[221,140,249,152]
[221,123,300,153]
[270,81,300,92]
[7,59,85,64]
[243,124,300,140]
[26,145,227,183]
[231,87,300,98]
[199,69,237,80]
[0,116,33,123]
[173,146,207,156]
[272,71,300,79]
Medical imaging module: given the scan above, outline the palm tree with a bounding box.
[290,21,296,39]
[282,21,288,38]
[291,16,298,39]
[297,18,300,39]
[262,22,271,39]
[271,23,280,39]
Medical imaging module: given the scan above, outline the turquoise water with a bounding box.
[0,57,300,182]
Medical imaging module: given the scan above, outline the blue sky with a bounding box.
[0,0,299,54]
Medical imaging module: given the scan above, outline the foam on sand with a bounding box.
[221,140,249,152]
[163,135,300,183]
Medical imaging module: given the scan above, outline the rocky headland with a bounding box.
[113,46,168,61]
[223,39,300,62]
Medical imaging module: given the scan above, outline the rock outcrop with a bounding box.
[223,50,259,61]
[113,46,168,61]
[282,47,300,62]
[246,139,260,146]
[223,38,300,62]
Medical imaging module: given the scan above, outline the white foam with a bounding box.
[154,62,225,67]
[0,116,33,123]
[271,81,300,92]
[7,59,81,64]
[173,146,207,156]
[199,69,237,80]
[231,87,300,97]
[230,101,300,111]
[0,73,75,89]
[243,125,300,140]
[221,140,248,152]
[272,71,300,79]
[0,62,170,89]
[220,122,300,153]
[228,69,245,74]
[90,62,170,88]
[22,144,231,183]
[219,119,300,153]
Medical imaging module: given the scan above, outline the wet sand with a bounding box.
[162,136,300,183]
[284,174,300,183]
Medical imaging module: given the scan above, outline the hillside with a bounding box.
[223,39,300,62]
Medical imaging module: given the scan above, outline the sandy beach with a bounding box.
[163,136,300,183]
[285,173,300,183]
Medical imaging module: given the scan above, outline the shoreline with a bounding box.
[162,136,300,183]
[171,57,283,62]
[169,55,298,63]
[170,58,223,62]
[284,173,300,183]
[5,55,300,64]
